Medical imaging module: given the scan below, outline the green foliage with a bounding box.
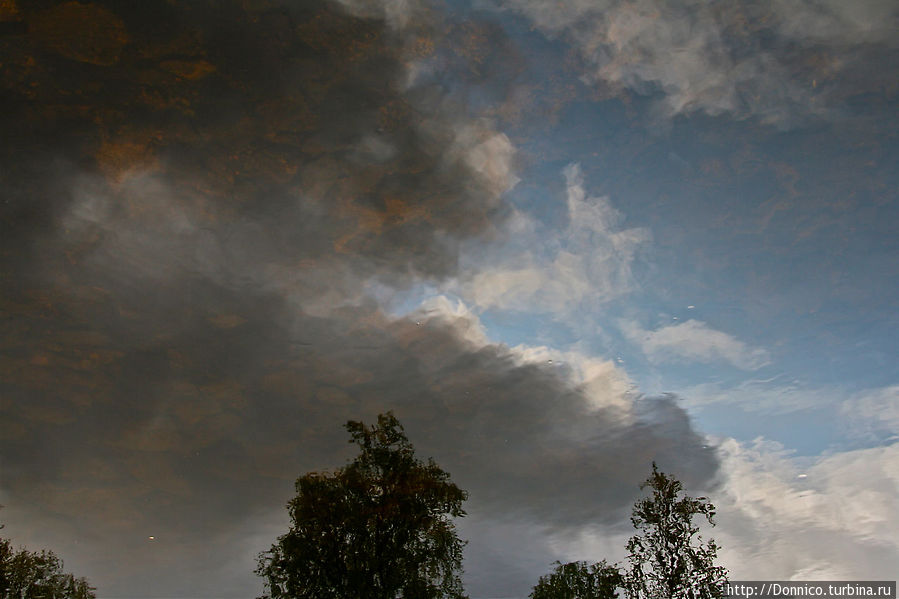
[256,412,469,599]
[624,463,728,599]
[530,560,621,599]
[0,537,96,599]
[529,464,727,599]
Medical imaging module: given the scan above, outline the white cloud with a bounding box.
[496,0,899,125]
[710,437,899,578]
[672,381,899,427]
[413,295,492,347]
[508,342,636,413]
[409,295,637,413]
[460,164,649,315]
[840,385,899,442]
[453,126,520,198]
[675,377,841,413]
[622,319,770,370]
[550,435,899,579]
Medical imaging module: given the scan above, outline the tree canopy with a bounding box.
[256,412,468,599]
[624,463,728,599]
[529,463,727,599]
[0,536,96,599]
[529,560,621,599]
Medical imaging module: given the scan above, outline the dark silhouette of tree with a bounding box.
[0,536,96,599]
[530,560,621,599]
[256,412,468,599]
[624,463,727,599]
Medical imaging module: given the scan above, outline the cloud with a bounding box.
[0,3,714,598]
[622,319,771,370]
[496,0,899,125]
[334,0,428,30]
[674,377,840,414]
[506,342,636,413]
[0,0,518,291]
[560,435,899,580]
[840,385,899,444]
[710,437,899,578]
[459,163,650,315]
[674,380,899,434]
[1,293,717,597]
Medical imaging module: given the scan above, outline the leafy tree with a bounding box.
[530,560,622,599]
[0,536,96,599]
[256,412,468,599]
[624,464,727,599]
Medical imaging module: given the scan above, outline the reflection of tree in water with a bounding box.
[528,463,729,599]
[257,412,468,599]
[0,531,96,599]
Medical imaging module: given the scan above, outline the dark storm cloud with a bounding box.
[0,0,515,284]
[1,0,716,596]
[2,292,716,595]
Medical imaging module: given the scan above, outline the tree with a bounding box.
[530,560,621,599]
[624,464,727,599]
[256,412,469,599]
[0,536,96,599]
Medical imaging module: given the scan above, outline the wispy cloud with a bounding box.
[840,385,899,444]
[711,437,899,578]
[622,319,771,370]
[458,163,650,315]
[496,0,899,125]
[674,377,838,413]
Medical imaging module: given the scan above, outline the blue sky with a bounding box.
[391,0,899,583]
[433,3,899,454]
[1,0,897,596]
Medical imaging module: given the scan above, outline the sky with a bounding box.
[0,0,897,597]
